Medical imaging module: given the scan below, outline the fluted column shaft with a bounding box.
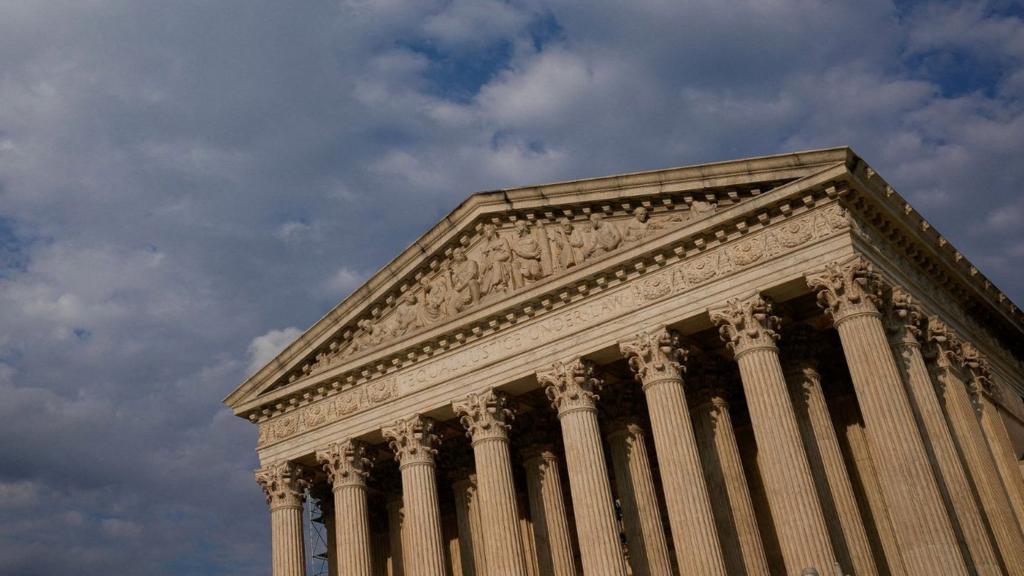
[935,363,1024,572]
[538,359,628,576]
[256,462,309,576]
[384,416,447,576]
[518,497,540,576]
[452,475,485,576]
[318,440,374,576]
[786,361,879,576]
[522,447,577,576]
[454,390,529,575]
[607,421,673,576]
[619,329,727,576]
[884,300,1002,575]
[808,260,967,574]
[692,392,771,576]
[976,390,1024,531]
[711,297,837,575]
[386,497,406,576]
[831,396,907,576]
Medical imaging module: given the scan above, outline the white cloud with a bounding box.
[246,327,303,376]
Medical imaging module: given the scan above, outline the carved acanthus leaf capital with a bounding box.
[254,461,310,510]
[619,327,687,388]
[383,415,440,468]
[537,358,603,416]
[884,286,925,347]
[316,439,372,488]
[710,294,781,357]
[926,316,965,371]
[453,389,514,444]
[806,258,882,324]
[960,342,995,399]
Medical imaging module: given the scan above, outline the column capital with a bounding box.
[618,327,688,388]
[806,257,882,324]
[255,461,310,510]
[317,439,372,489]
[884,286,926,348]
[710,294,781,357]
[383,415,440,468]
[925,316,965,371]
[960,342,995,400]
[537,358,603,417]
[453,388,514,445]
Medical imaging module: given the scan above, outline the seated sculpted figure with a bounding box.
[390,292,421,337]
[510,220,544,287]
[549,217,584,270]
[446,247,481,313]
[623,206,661,243]
[584,213,622,258]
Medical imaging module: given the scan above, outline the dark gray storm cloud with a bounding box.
[0,1,1021,574]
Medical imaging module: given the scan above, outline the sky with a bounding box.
[0,1,1022,574]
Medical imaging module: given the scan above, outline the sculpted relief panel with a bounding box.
[286,201,720,385]
[256,203,849,448]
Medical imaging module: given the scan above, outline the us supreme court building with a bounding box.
[224,148,1024,576]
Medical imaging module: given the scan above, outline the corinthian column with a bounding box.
[317,440,374,576]
[383,415,447,576]
[710,295,837,575]
[618,328,727,576]
[690,385,771,576]
[927,322,1024,573]
[386,495,406,576]
[451,472,485,576]
[606,418,673,576]
[885,292,1001,575]
[783,326,879,576]
[255,461,310,576]
[537,359,628,576]
[522,445,577,576]
[453,390,529,575]
[807,259,968,575]
[963,343,1024,531]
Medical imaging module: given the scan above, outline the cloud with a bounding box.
[247,327,303,376]
[1,1,1023,574]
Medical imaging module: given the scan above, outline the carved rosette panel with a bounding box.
[453,389,514,445]
[884,286,925,349]
[254,461,310,510]
[619,327,687,389]
[383,415,440,468]
[806,257,882,324]
[710,294,781,357]
[316,439,372,488]
[537,358,603,417]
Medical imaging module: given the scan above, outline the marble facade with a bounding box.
[227,148,1024,575]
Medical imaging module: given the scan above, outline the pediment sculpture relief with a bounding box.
[285,200,719,385]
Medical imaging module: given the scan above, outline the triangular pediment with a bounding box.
[224,148,855,412]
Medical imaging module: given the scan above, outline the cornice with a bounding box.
[225,148,851,410]
[842,162,1024,364]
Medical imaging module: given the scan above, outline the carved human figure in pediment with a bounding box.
[391,292,422,337]
[549,217,585,271]
[623,206,662,243]
[510,220,544,287]
[351,317,387,352]
[446,247,481,313]
[480,223,515,296]
[691,199,717,217]
[583,213,622,258]
[417,273,449,326]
